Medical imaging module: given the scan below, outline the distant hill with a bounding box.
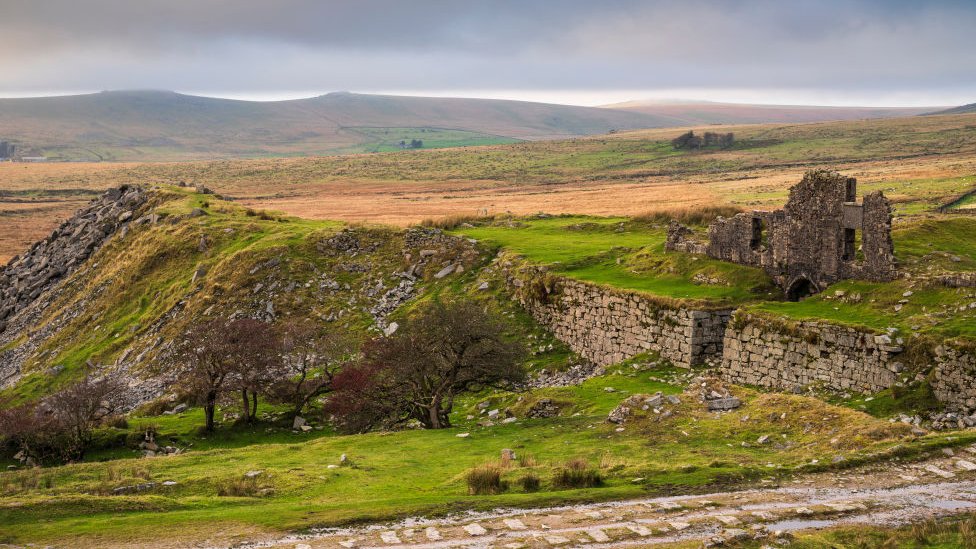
[0,91,677,161]
[601,100,939,126]
[927,103,976,115]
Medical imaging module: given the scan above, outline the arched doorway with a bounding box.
[786,277,816,301]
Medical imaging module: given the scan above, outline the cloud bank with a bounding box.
[2,0,973,105]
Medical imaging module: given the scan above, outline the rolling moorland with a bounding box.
[0,91,944,162]
[600,100,935,125]
[0,91,671,161]
[2,111,975,264]
[0,111,976,548]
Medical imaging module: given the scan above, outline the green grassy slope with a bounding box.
[4,359,954,547]
[452,215,777,306]
[0,191,974,546]
[1,188,569,403]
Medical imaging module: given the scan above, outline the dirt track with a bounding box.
[230,452,976,549]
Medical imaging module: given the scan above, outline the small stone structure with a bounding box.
[667,170,896,300]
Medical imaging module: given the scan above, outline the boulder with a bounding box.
[707,397,742,411]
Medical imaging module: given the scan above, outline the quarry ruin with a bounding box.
[666,169,896,300]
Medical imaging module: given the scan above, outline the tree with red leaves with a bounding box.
[327,300,525,432]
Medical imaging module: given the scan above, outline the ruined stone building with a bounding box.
[0,141,14,159]
[667,169,896,300]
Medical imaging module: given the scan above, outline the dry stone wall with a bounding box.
[720,312,901,394]
[500,265,730,367]
[932,346,976,413]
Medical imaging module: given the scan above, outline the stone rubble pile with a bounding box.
[525,398,561,418]
[0,185,147,333]
[607,391,682,424]
[698,378,742,411]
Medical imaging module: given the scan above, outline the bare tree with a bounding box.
[47,374,124,461]
[0,398,59,465]
[178,319,234,432]
[327,300,525,431]
[0,374,124,463]
[268,319,352,420]
[224,318,280,424]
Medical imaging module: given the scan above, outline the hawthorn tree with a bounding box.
[178,319,235,432]
[47,374,124,461]
[327,300,525,432]
[223,318,280,424]
[268,319,352,420]
[0,373,123,464]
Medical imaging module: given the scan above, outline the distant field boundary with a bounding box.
[937,185,976,214]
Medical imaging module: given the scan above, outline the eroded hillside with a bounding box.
[0,186,573,405]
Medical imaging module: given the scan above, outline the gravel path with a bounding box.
[230,454,976,549]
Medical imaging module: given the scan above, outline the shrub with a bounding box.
[553,458,602,489]
[465,464,506,495]
[517,453,538,468]
[216,476,259,497]
[632,205,744,226]
[518,474,541,492]
[105,415,129,429]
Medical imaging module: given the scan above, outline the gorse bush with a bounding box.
[552,458,602,489]
[465,464,506,495]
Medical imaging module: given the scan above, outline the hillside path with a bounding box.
[230,452,976,549]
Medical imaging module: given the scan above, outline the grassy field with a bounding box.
[339,126,520,153]
[4,358,964,547]
[452,215,776,305]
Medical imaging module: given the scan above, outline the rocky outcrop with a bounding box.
[0,185,148,333]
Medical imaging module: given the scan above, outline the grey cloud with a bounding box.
[1,0,974,100]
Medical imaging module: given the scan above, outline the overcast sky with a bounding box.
[1,0,974,106]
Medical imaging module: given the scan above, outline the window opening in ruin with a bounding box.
[786,277,815,302]
[845,179,856,202]
[750,217,764,251]
[842,228,856,261]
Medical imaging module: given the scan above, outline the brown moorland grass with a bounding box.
[1,114,975,263]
